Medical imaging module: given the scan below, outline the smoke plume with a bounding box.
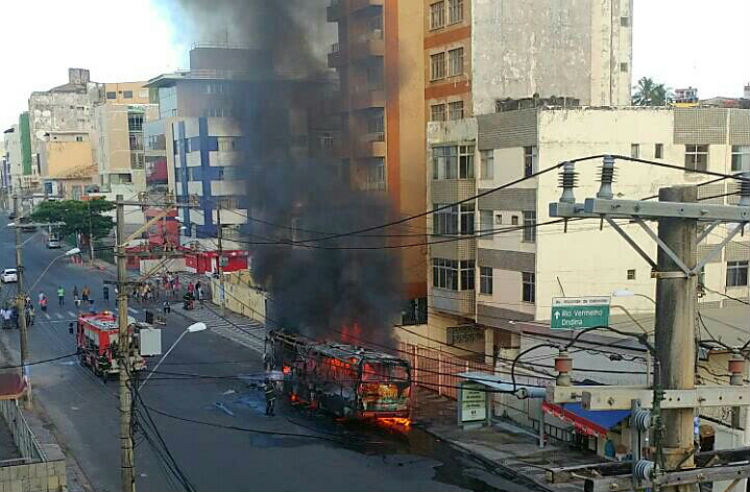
[159,0,404,345]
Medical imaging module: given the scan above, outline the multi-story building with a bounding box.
[92,94,158,195]
[103,82,151,104]
[425,105,750,358]
[2,125,21,196]
[40,130,95,200]
[328,0,634,321]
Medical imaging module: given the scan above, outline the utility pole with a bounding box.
[116,195,135,492]
[216,200,226,316]
[13,195,31,409]
[654,186,698,492]
[88,200,95,265]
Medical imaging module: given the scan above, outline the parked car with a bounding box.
[47,238,61,249]
[1,269,18,283]
[19,217,36,233]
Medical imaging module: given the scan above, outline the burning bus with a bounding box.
[267,331,411,422]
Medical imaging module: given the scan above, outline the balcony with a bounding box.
[355,135,385,158]
[327,0,344,22]
[431,288,475,317]
[327,43,346,68]
[350,33,384,60]
[351,88,385,110]
[351,0,384,13]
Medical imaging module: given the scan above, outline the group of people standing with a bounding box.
[1,295,36,329]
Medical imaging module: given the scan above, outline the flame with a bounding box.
[340,323,362,344]
[282,365,291,375]
[377,418,411,430]
[290,393,300,403]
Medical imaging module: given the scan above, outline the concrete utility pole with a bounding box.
[13,195,31,409]
[216,200,226,316]
[116,195,135,492]
[654,187,698,492]
[87,200,95,264]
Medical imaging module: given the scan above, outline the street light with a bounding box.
[611,288,657,305]
[138,322,207,390]
[27,247,81,293]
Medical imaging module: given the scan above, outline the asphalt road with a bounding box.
[0,215,527,492]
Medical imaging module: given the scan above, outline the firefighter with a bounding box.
[264,378,276,416]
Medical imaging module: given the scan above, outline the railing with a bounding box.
[0,400,46,462]
[330,42,341,54]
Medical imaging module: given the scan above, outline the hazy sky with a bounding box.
[0,0,747,131]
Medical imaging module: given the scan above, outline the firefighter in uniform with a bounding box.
[264,378,276,416]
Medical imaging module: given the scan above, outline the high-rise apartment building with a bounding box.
[328,0,633,321]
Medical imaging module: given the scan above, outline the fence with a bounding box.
[399,342,551,400]
[0,399,46,462]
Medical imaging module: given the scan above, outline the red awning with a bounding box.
[0,373,28,400]
[542,401,624,437]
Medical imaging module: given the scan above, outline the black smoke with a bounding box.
[158,0,403,345]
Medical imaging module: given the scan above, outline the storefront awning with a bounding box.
[542,401,630,437]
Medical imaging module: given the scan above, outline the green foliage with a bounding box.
[31,198,115,240]
[632,77,673,106]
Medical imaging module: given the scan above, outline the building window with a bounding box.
[726,261,749,287]
[431,104,446,122]
[731,145,750,172]
[128,113,144,132]
[218,137,238,152]
[627,269,636,280]
[631,143,640,158]
[130,153,145,170]
[480,267,493,294]
[495,214,503,225]
[620,62,628,72]
[522,211,536,242]
[685,144,708,171]
[511,215,519,226]
[129,133,144,151]
[460,260,475,291]
[459,145,474,179]
[106,91,116,100]
[433,258,458,290]
[433,204,458,235]
[448,48,464,76]
[448,0,464,24]
[479,210,493,232]
[655,143,664,159]
[448,101,464,120]
[459,202,474,235]
[367,110,385,135]
[75,136,84,142]
[481,150,494,179]
[430,1,445,29]
[123,90,133,99]
[524,146,537,177]
[522,272,536,303]
[431,52,446,80]
[432,145,457,179]
[620,16,630,27]
[365,158,385,191]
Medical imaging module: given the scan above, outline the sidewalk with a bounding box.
[172,302,266,354]
[412,388,598,492]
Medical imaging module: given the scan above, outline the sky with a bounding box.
[0,0,748,131]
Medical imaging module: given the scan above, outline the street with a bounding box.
[0,215,528,492]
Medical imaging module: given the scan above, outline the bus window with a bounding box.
[362,362,409,383]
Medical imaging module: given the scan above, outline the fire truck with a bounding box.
[75,312,160,380]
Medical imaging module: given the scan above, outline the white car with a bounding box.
[1,269,18,283]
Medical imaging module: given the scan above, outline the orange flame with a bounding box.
[340,323,362,344]
[377,418,411,430]
[282,365,291,375]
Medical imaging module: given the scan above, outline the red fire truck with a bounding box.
[75,312,148,380]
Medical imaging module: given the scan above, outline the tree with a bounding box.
[31,198,115,242]
[632,77,673,106]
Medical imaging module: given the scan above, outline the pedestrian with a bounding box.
[114,286,119,308]
[264,378,276,416]
[73,285,79,300]
[10,306,19,329]
[195,280,202,295]
[57,286,65,306]
[174,275,180,293]
[162,299,171,315]
[25,304,34,327]
[103,286,109,305]
[81,286,90,303]
[197,286,204,308]
[0,307,8,329]
[187,281,194,296]
[38,293,47,313]
[74,297,82,310]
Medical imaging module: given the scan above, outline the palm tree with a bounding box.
[632,77,672,106]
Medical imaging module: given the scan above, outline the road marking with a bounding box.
[128,307,138,314]
[45,314,51,320]
[55,313,63,319]
[67,311,75,318]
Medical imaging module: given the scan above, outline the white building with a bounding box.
[425,106,750,357]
